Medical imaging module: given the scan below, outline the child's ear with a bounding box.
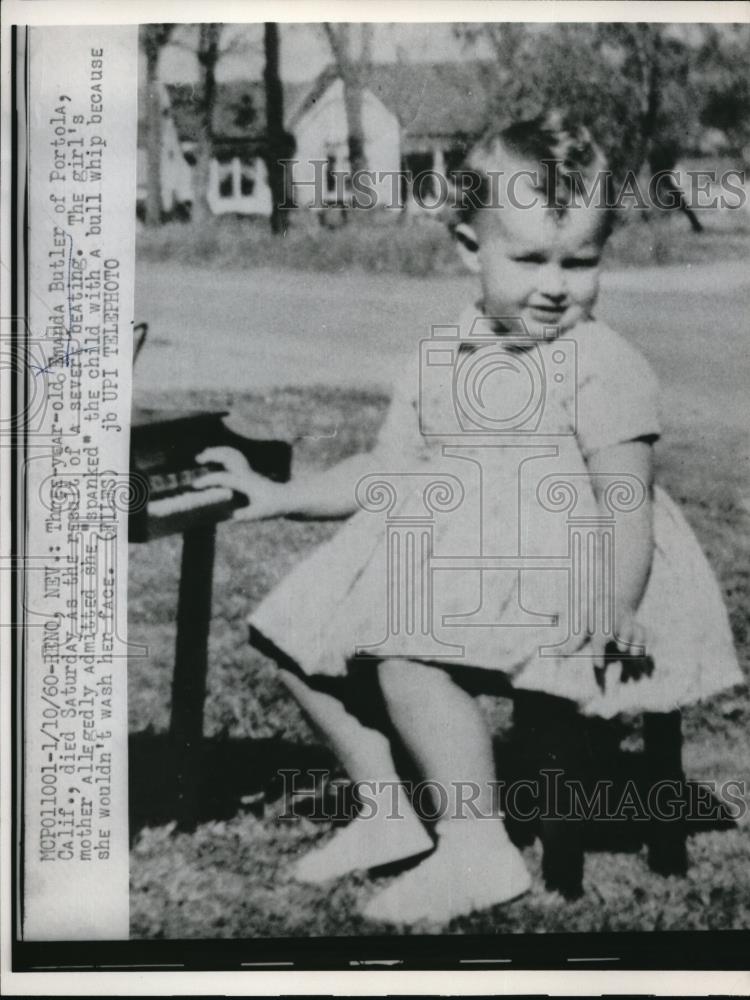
[453,223,481,273]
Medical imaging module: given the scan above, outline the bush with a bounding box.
[137,210,460,278]
[606,208,750,268]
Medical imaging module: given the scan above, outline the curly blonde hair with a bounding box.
[452,110,615,236]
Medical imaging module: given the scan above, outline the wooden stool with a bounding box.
[510,692,688,898]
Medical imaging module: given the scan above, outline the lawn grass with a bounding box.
[136,206,750,278]
[128,384,750,939]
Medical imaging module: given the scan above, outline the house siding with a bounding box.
[292,79,401,208]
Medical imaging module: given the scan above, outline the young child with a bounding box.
[196,113,743,925]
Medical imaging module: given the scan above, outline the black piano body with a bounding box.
[129,407,291,541]
[129,408,292,826]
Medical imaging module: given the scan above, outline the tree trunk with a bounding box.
[341,71,367,178]
[639,26,663,176]
[263,22,290,234]
[140,25,173,227]
[192,138,213,229]
[144,47,163,227]
[192,24,221,228]
[323,24,371,201]
[639,28,702,233]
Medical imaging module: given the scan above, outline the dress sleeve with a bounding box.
[572,323,662,458]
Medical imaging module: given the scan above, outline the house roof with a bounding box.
[288,60,499,143]
[374,60,498,144]
[163,80,309,157]
[139,61,499,159]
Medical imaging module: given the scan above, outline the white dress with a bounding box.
[249,311,743,719]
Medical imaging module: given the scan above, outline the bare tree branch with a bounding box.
[321,22,370,183]
[220,24,262,58]
[192,23,222,227]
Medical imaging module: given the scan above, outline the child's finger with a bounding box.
[196,446,250,475]
[593,664,607,694]
[616,625,645,657]
[633,622,646,654]
[232,504,266,522]
[195,446,230,465]
[555,635,581,659]
[192,471,238,491]
[591,634,606,670]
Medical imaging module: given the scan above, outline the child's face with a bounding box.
[457,192,606,340]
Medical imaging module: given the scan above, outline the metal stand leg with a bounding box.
[170,524,216,830]
[644,710,688,876]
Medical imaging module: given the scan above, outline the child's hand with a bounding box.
[589,612,646,670]
[591,613,649,693]
[557,612,648,693]
[194,446,287,521]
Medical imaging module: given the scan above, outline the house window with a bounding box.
[240,162,255,197]
[444,145,466,177]
[325,154,337,195]
[402,151,435,206]
[218,160,234,199]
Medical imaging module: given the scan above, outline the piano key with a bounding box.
[139,487,238,541]
[148,486,234,518]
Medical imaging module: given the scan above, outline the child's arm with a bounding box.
[194,446,377,521]
[196,377,416,521]
[586,439,655,668]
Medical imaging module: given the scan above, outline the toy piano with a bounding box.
[129,406,292,826]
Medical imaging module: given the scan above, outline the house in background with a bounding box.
[137,80,291,218]
[136,62,498,219]
[166,81,274,217]
[288,68,401,209]
[379,61,496,208]
[288,61,497,211]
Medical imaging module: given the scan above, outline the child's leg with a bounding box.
[362,658,530,924]
[278,667,432,882]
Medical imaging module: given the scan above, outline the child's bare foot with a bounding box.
[291,807,433,884]
[361,819,531,925]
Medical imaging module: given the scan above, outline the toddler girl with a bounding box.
[197,113,743,925]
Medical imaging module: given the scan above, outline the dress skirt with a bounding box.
[249,484,743,720]
[249,318,743,719]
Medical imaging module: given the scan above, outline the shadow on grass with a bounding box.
[128,729,339,836]
[129,723,737,863]
[497,731,738,858]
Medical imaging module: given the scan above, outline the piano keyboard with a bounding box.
[148,485,234,518]
[148,465,218,500]
[139,485,240,540]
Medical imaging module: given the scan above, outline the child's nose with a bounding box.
[540,265,567,300]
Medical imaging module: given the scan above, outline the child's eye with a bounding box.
[562,257,600,269]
